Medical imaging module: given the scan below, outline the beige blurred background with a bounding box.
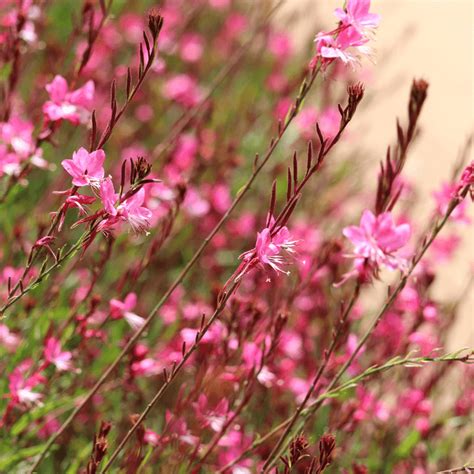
[280,0,473,348]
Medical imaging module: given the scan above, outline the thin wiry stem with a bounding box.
[0,230,90,318]
[436,466,474,474]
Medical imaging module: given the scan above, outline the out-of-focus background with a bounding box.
[280,0,474,348]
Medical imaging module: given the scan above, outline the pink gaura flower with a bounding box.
[0,116,46,176]
[217,429,253,472]
[318,106,341,141]
[374,311,405,353]
[99,178,153,234]
[239,223,298,277]
[110,292,145,330]
[221,13,247,39]
[62,147,105,187]
[183,187,210,217]
[43,337,73,371]
[334,0,380,35]
[296,106,341,141]
[396,286,421,313]
[296,106,318,139]
[8,360,44,406]
[162,74,202,107]
[53,192,96,231]
[193,394,233,432]
[208,183,232,214]
[180,320,225,346]
[398,389,433,419]
[409,331,438,356]
[180,33,204,63]
[173,133,198,172]
[314,26,371,67]
[100,177,118,215]
[0,145,21,176]
[429,233,461,262]
[268,31,293,62]
[38,415,61,440]
[163,411,199,447]
[131,358,162,377]
[266,71,288,93]
[0,324,20,352]
[43,75,94,124]
[119,13,144,44]
[274,97,292,121]
[0,116,35,158]
[64,194,96,214]
[343,209,411,272]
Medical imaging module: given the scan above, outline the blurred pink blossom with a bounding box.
[163,74,202,107]
[180,33,204,63]
[43,337,73,371]
[0,324,20,352]
[433,182,471,224]
[43,75,94,124]
[110,292,145,330]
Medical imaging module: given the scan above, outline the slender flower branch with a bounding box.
[309,185,471,414]
[0,229,91,318]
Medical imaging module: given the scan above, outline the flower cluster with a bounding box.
[60,147,153,235]
[314,0,380,67]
